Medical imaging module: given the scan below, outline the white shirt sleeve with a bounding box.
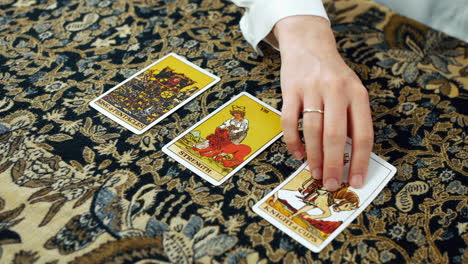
[231,0,329,55]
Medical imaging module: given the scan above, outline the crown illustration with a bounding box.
[231,105,246,112]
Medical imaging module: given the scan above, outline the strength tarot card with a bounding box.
[162,92,283,185]
[89,53,220,134]
[253,144,397,252]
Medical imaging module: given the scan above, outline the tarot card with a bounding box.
[253,144,397,252]
[89,53,220,134]
[162,92,283,186]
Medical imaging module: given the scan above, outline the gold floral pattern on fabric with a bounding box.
[0,0,466,263]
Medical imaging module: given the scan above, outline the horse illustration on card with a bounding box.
[254,153,397,252]
[264,168,360,241]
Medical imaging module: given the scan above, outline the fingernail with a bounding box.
[312,168,322,179]
[293,151,303,160]
[350,175,363,188]
[325,178,339,191]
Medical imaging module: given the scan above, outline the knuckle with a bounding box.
[325,84,342,95]
[281,115,297,127]
[306,152,322,166]
[356,140,373,150]
[356,133,374,146]
[285,79,301,90]
[325,131,345,142]
[356,87,369,99]
[352,158,370,168]
[288,74,318,88]
[283,136,300,146]
[349,75,363,84]
[335,77,349,86]
[302,74,318,85]
[343,72,361,82]
[303,121,321,133]
[324,163,343,173]
[327,74,356,85]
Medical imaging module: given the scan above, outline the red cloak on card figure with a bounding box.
[192,128,251,168]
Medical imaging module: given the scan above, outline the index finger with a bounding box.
[281,90,305,160]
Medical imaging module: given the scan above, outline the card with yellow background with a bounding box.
[253,151,397,253]
[163,92,283,185]
[90,53,220,134]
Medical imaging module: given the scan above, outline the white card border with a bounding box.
[253,151,397,253]
[89,53,220,134]
[162,92,283,186]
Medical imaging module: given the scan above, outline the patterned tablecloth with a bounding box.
[0,0,466,263]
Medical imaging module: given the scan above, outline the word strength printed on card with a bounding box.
[89,53,220,134]
[253,148,397,253]
[162,92,283,186]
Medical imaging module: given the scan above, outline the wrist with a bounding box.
[273,15,337,56]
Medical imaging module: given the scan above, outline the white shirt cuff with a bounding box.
[238,0,329,55]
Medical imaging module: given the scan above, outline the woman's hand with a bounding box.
[273,16,374,191]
